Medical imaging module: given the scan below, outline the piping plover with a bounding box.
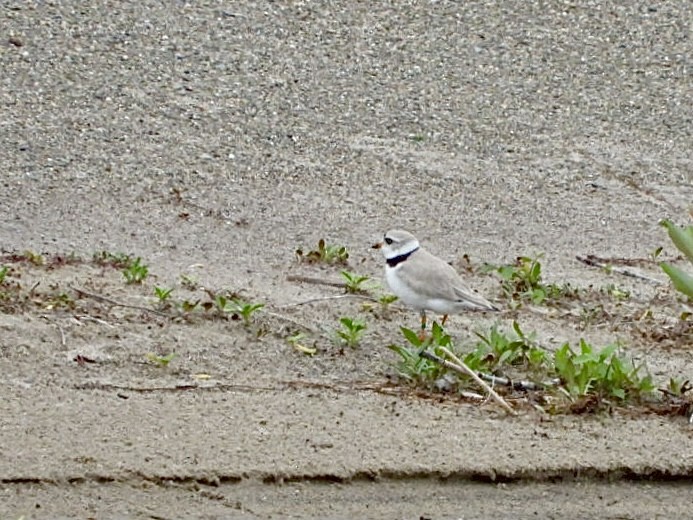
[375,229,499,335]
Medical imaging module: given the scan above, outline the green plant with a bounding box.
[468,321,547,371]
[650,246,664,262]
[341,270,373,294]
[600,284,630,301]
[389,320,659,412]
[45,292,76,310]
[483,255,575,305]
[180,299,199,312]
[578,304,608,330]
[553,340,654,402]
[662,377,692,397]
[23,250,44,266]
[180,274,199,291]
[378,294,398,307]
[335,317,366,348]
[154,286,173,302]
[659,219,693,299]
[215,295,264,325]
[287,332,317,355]
[122,257,148,284]
[0,266,8,284]
[389,322,453,383]
[146,352,176,367]
[296,239,349,265]
[93,251,134,268]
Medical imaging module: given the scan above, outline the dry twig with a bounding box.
[70,286,170,317]
[280,294,375,307]
[286,275,346,289]
[420,347,517,415]
[576,255,663,285]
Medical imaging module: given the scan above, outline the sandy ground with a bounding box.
[1,1,692,518]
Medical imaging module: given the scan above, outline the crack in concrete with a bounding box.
[4,466,693,488]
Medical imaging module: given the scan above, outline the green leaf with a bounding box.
[611,388,626,400]
[598,343,619,362]
[400,327,422,347]
[660,219,693,264]
[660,262,693,299]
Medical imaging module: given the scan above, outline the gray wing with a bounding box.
[401,249,498,311]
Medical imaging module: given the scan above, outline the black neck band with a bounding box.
[386,247,418,267]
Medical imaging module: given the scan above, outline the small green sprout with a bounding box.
[146,352,176,367]
[154,286,173,302]
[601,284,630,301]
[378,294,398,307]
[215,295,264,325]
[296,239,349,265]
[180,299,200,312]
[234,300,264,325]
[650,246,663,262]
[180,274,199,291]
[335,317,366,348]
[23,250,44,266]
[341,270,373,294]
[287,332,317,355]
[0,266,8,284]
[662,377,691,397]
[122,257,148,284]
[92,251,134,268]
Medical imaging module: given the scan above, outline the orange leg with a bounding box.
[441,314,449,326]
[418,311,427,340]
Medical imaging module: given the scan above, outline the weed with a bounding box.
[0,266,8,284]
[483,255,576,305]
[469,321,547,371]
[341,270,374,294]
[659,219,693,299]
[146,352,176,367]
[287,332,317,355]
[180,299,200,312]
[234,299,264,325]
[123,257,149,284]
[389,321,657,412]
[378,293,398,308]
[388,322,454,384]
[214,295,264,325]
[650,246,663,262]
[662,377,692,397]
[23,250,44,266]
[335,317,366,348]
[296,239,349,265]
[553,340,654,402]
[154,286,173,302]
[93,251,134,268]
[180,274,199,291]
[44,292,76,310]
[600,284,630,301]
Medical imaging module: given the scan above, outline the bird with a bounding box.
[375,229,499,337]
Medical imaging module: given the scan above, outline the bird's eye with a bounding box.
[384,237,393,245]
